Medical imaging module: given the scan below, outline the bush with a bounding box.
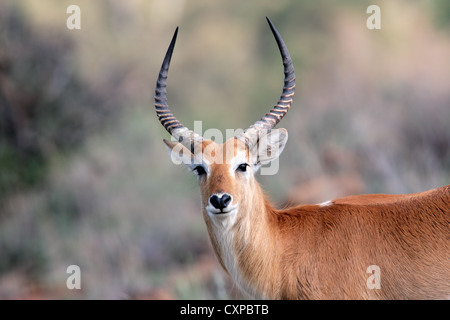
[0,7,116,198]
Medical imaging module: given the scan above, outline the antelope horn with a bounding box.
[237,17,296,148]
[155,27,202,151]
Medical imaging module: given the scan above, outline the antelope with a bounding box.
[154,18,450,299]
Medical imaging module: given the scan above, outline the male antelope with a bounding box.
[154,18,450,299]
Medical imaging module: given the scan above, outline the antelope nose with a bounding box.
[210,194,232,211]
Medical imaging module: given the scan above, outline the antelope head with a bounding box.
[155,18,295,289]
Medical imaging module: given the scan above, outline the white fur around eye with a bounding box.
[229,151,251,177]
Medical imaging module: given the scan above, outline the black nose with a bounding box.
[210,194,232,210]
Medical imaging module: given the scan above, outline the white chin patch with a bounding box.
[206,205,238,228]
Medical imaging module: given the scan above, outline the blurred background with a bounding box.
[0,0,449,299]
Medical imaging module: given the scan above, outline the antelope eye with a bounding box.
[194,166,206,176]
[237,163,248,172]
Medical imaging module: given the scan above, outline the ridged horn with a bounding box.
[237,17,296,148]
[155,27,202,151]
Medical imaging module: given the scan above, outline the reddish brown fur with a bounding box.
[166,138,450,299]
[269,186,450,299]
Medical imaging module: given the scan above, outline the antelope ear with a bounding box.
[163,139,194,166]
[250,128,288,170]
